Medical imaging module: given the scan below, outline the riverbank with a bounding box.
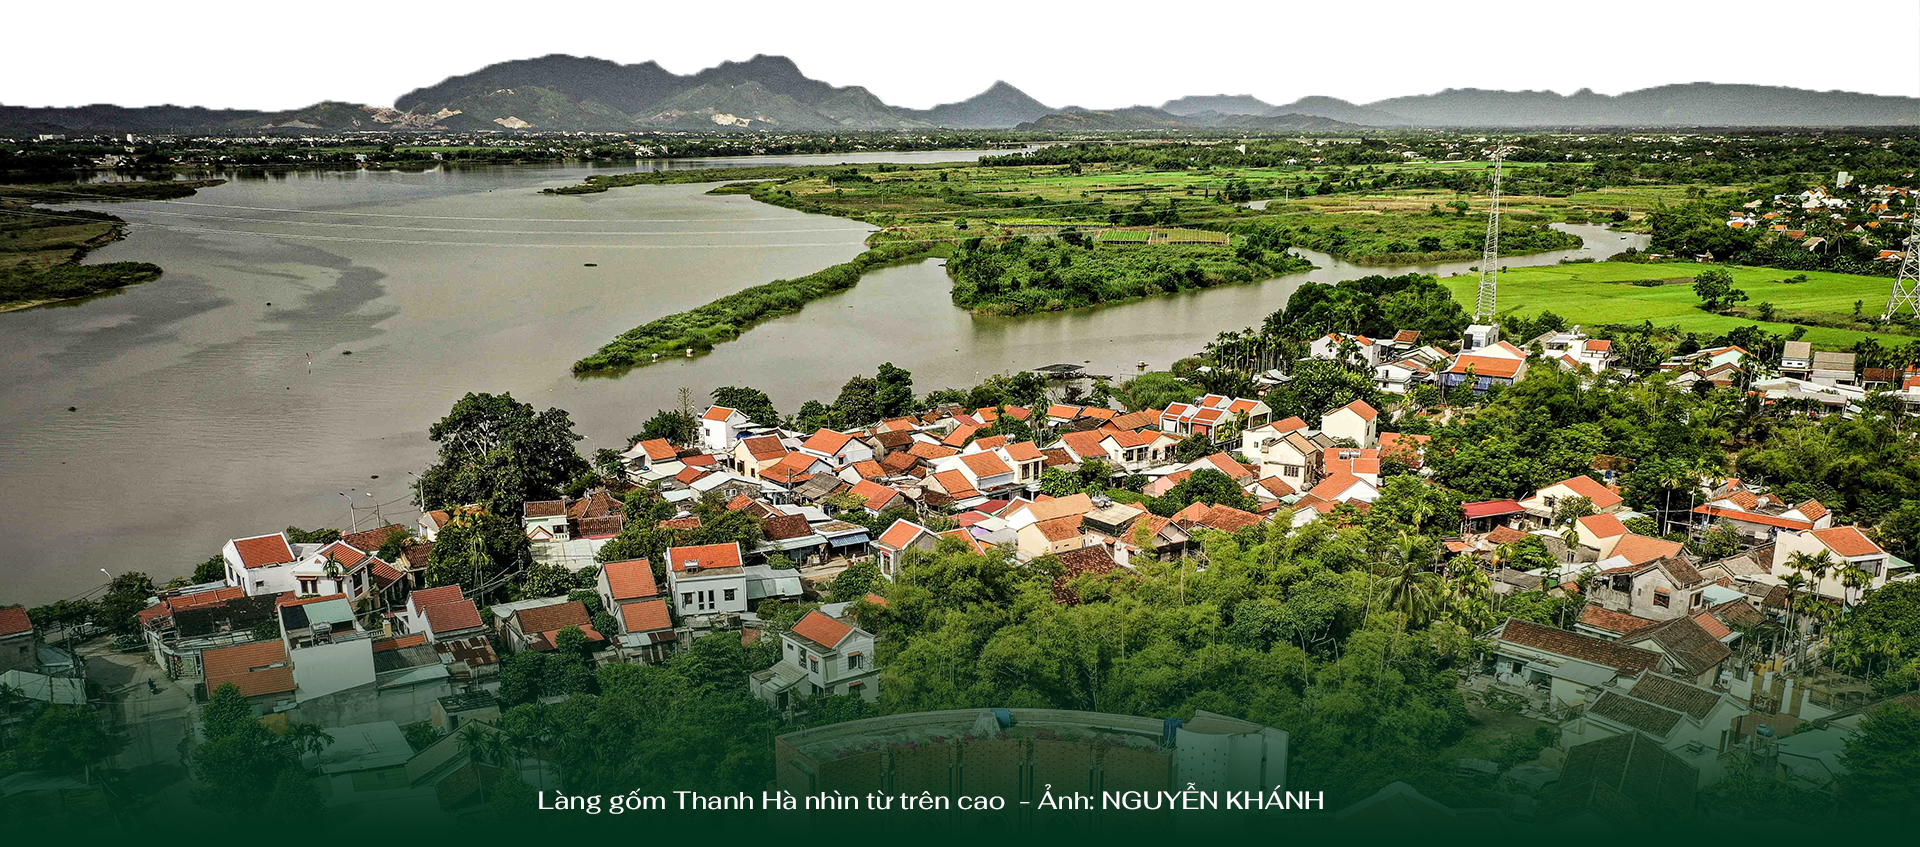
[555,159,1332,372]
[571,231,946,375]
[0,179,224,311]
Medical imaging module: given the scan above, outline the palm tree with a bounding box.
[1376,531,1441,630]
[1839,564,1874,608]
[1778,571,1808,669]
[457,723,495,804]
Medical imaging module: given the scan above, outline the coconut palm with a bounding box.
[457,723,496,804]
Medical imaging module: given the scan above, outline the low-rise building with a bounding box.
[750,609,879,709]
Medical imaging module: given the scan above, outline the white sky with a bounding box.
[6,0,1918,111]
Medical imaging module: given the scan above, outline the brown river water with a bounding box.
[0,153,1645,602]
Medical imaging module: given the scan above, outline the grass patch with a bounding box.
[1440,261,1913,348]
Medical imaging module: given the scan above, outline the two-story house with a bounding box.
[700,406,750,453]
[1318,399,1379,449]
[749,609,879,710]
[402,585,486,644]
[1769,526,1899,603]
[1160,395,1273,442]
[731,435,791,478]
[1586,548,1706,621]
[665,542,749,621]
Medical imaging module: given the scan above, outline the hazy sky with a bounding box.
[7,0,1918,110]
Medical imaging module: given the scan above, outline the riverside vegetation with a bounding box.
[0,179,223,311]
[554,132,1915,375]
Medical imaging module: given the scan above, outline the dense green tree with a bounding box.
[1839,703,1920,819]
[426,510,533,594]
[832,375,880,426]
[1149,468,1256,517]
[710,386,780,428]
[1110,372,1197,412]
[10,703,126,777]
[417,392,589,514]
[634,409,696,445]
[875,362,915,418]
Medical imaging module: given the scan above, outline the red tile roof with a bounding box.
[1333,399,1379,421]
[791,610,854,649]
[1486,525,1531,546]
[802,428,856,455]
[638,438,677,461]
[202,639,295,698]
[1795,499,1828,520]
[1691,504,1812,531]
[878,519,934,551]
[232,533,295,569]
[1462,499,1526,519]
[619,599,673,634]
[740,435,788,460]
[908,441,959,460]
[1447,355,1524,379]
[667,542,743,573]
[341,524,406,553]
[409,585,464,610]
[703,406,740,422]
[1578,513,1629,539]
[1579,605,1658,636]
[1545,474,1624,510]
[515,601,591,634]
[960,451,1014,478]
[1811,526,1883,558]
[423,599,483,635]
[1609,534,1686,566]
[524,499,567,518]
[1498,618,1663,674]
[602,558,659,600]
[0,606,30,637]
[849,480,903,511]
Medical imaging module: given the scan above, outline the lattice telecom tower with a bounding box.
[1883,214,1920,319]
[1473,149,1505,323]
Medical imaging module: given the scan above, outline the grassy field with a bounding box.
[1439,261,1912,348]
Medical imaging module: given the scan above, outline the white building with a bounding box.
[750,609,880,709]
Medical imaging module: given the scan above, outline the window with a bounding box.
[682,592,694,606]
[299,579,318,594]
[847,653,861,670]
[1654,590,1671,608]
[723,588,737,602]
[809,657,819,672]
[1283,464,1303,478]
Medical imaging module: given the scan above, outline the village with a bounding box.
[3,300,1916,829]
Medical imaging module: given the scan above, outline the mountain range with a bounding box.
[4,54,1916,135]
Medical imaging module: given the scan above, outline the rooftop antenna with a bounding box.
[1473,147,1506,323]
[1882,214,1920,319]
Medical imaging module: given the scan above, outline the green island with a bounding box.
[0,179,223,311]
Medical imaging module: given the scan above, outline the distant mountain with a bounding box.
[1017,106,1194,132]
[1368,83,1920,126]
[1265,96,1409,127]
[1016,107,1359,133]
[902,82,1054,129]
[1160,94,1274,116]
[5,61,1916,135]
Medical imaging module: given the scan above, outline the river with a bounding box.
[0,155,1644,603]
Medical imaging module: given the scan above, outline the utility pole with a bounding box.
[1474,148,1505,323]
[1882,214,1920,319]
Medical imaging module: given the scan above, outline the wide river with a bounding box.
[0,153,1645,602]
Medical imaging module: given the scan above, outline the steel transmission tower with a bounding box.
[1883,214,1920,319]
[1473,150,1505,322]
